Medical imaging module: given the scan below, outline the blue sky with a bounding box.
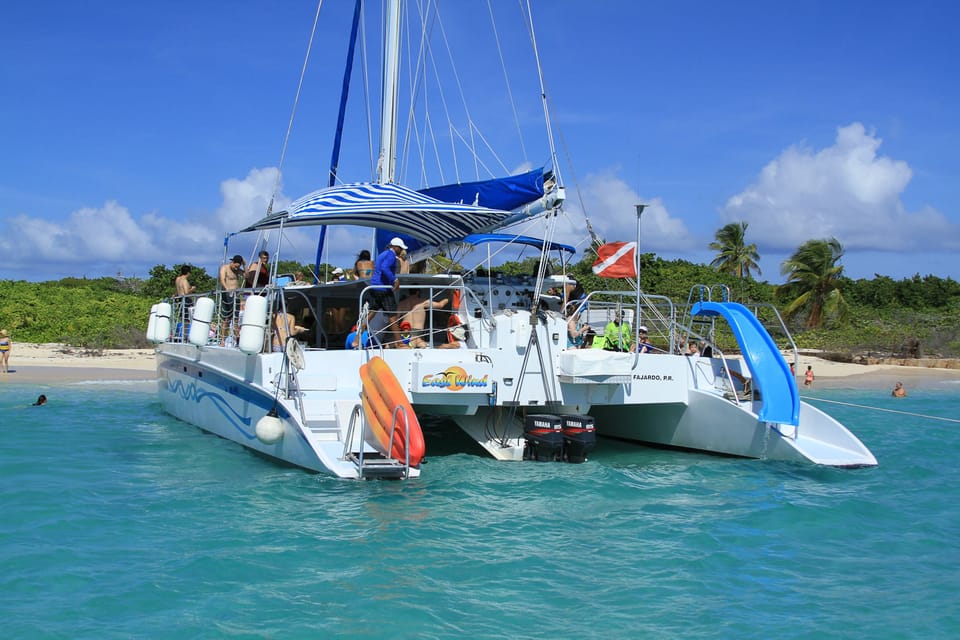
[2,0,958,284]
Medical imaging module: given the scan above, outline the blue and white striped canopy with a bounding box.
[242,182,512,244]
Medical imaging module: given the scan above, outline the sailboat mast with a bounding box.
[377,0,402,184]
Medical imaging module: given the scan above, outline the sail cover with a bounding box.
[372,168,553,256]
[241,182,511,244]
[420,168,548,211]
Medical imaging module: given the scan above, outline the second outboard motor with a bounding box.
[561,414,596,463]
[523,414,563,462]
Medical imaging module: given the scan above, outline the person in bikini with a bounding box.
[354,250,374,279]
[272,311,307,352]
[0,329,11,373]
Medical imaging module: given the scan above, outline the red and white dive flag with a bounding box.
[592,242,637,278]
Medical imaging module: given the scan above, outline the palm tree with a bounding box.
[777,237,849,329]
[709,222,761,280]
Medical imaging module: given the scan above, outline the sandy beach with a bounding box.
[1,343,958,391]
[0,343,157,384]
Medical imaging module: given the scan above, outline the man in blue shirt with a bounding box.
[368,237,408,343]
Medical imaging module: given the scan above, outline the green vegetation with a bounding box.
[1,251,958,357]
[709,221,762,280]
[777,237,849,329]
[0,278,154,348]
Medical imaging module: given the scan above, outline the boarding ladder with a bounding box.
[681,284,731,350]
[341,405,414,480]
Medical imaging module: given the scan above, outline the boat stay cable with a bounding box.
[267,0,325,215]
[801,395,960,424]
[486,0,527,162]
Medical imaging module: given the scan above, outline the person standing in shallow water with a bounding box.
[804,365,814,387]
[892,381,907,397]
[0,329,11,373]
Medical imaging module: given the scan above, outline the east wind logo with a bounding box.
[421,366,490,391]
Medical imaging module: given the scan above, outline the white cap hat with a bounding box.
[332,267,344,274]
[389,237,409,250]
[450,325,467,341]
[639,325,649,333]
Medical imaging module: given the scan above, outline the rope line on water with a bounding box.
[801,395,960,424]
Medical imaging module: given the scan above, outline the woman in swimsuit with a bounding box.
[0,329,11,373]
[354,250,374,279]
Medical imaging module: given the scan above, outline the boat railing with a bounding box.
[744,302,800,383]
[567,290,677,353]
[355,280,473,349]
[162,285,286,348]
[679,284,799,387]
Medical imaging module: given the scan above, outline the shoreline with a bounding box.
[1,343,959,390]
[0,343,157,384]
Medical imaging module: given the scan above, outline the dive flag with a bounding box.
[592,242,637,278]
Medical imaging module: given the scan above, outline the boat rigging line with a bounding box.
[801,395,960,424]
[268,0,325,216]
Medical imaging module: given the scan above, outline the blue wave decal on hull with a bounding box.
[166,378,256,440]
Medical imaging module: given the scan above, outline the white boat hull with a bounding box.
[156,343,403,478]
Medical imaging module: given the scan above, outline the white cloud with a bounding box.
[215,167,286,231]
[1,168,286,280]
[722,122,960,252]
[556,171,694,252]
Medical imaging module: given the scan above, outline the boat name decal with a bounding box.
[421,366,490,391]
[632,374,674,381]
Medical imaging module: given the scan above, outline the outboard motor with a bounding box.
[523,414,563,461]
[561,414,596,463]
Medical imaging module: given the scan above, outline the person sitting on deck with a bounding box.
[397,289,449,347]
[346,324,374,349]
[438,323,466,349]
[567,307,590,348]
[603,310,632,352]
[680,339,699,356]
[396,320,428,349]
[728,369,757,399]
[633,326,654,353]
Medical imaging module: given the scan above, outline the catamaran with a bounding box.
[148,0,876,478]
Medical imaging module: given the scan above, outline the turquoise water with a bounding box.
[2,379,958,639]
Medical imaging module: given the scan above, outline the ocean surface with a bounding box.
[2,378,958,639]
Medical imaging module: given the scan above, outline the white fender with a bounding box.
[151,302,172,343]
[146,304,158,342]
[256,411,284,444]
[188,297,215,346]
[239,295,268,354]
